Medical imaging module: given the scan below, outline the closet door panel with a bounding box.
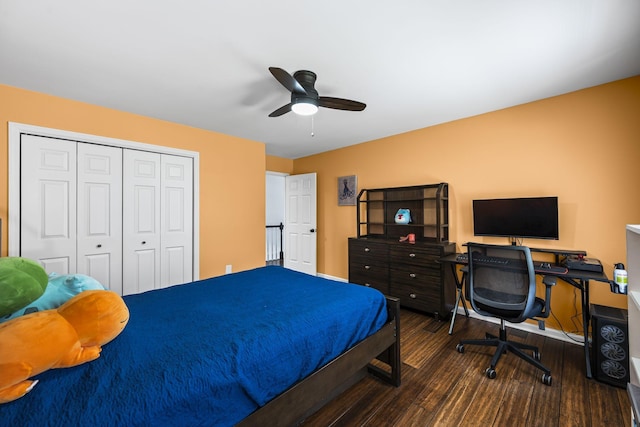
[20,135,77,274]
[161,155,193,287]
[77,143,123,294]
[123,150,161,295]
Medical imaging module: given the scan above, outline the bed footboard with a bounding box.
[237,296,401,427]
[368,296,401,387]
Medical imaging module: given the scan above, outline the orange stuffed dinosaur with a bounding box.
[0,290,129,403]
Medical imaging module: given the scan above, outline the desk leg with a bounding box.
[448,267,469,335]
[581,280,593,379]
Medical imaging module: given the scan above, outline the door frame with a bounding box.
[7,121,200,280]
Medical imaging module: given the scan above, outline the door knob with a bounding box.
[142,241,146,245]
[96,244,102,248]
[310,229,316,233]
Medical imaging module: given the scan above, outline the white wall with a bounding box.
[265,172,286,262]
[266,172,285,225]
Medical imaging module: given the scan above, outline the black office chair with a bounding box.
[455,243,555,385]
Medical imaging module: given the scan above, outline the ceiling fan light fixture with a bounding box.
[291,100,318,116]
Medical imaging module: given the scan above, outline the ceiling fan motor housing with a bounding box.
[292,70,319,99]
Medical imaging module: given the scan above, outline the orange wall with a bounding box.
[294,76,640,330]
[266,155,294,174]
[0,84,266,278]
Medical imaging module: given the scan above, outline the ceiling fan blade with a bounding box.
[319,97,366,111]
[269,103,292,117]
[269,67,306,95]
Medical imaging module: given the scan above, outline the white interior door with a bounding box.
[122,149,161,294]
[160,154,193,287]
[20,135,77,275]
[76,143,123,294]
[284,172,317,275]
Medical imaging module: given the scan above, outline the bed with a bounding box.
[1,266,401,426]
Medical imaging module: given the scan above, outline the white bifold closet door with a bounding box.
[20,134,193,296]
[159,154,193,288]
[121,150,193,294]
[20,135,123,294]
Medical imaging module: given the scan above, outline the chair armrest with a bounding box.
[540,275,557,318]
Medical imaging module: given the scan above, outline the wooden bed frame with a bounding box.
[238,296,401,426]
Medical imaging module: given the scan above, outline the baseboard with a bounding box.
[319,273,585,346]
[453,306,585,346]
[318,272,347,282]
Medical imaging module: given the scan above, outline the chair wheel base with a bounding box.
[486,368,497,379]
[456,344,464,353]
[542,373,552,386]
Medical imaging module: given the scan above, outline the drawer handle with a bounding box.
[364,265,371,270]
[409,273,416,278]
[364,248,370,252]
[409,253,416,257]
[410,293,417,299]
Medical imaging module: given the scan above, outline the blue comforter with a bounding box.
[0,266,388,426]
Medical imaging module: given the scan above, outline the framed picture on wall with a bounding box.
[338,175,357,206]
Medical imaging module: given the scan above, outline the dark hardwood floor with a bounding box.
[302,309,631,426]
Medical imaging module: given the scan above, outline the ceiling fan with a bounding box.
[268,67,366,117]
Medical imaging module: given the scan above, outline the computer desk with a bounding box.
[440,251,614,379]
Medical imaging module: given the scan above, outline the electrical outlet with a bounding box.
[225,264,232,274]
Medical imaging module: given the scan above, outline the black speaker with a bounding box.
[591,304,629,388]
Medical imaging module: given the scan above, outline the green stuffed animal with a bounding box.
[0,257,48,318]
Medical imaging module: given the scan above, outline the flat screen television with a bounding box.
[472,196,559,240]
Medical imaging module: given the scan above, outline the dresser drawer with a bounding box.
[349,240,388,262]
[350,261,388,282]
[390,245,441,267]
[389,281,439,313]
[389,265,440,287]
[349,262,389,294]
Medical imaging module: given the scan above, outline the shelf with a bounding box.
[628,224,640,389]
[628,224,640,235]
[633,357,640,385]
[629,382,640,424]
[359,222,447,227]
[360,197,443,202]
[356,183,449,243]
[630,291,640,311]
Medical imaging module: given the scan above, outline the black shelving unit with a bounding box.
[356,182,449,242]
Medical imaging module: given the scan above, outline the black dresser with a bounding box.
[349,237,456,319]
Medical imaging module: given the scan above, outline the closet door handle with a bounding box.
[96,244,102,248]
[142,241,147,245]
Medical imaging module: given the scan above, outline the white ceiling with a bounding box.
[1,1,639,159]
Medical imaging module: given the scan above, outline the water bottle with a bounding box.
[613,263,628,294]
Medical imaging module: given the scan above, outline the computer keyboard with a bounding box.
[473,255,511,266]
[455,253,567,275]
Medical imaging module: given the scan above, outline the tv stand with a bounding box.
[526,246,587,265]
[462,242,587,264]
